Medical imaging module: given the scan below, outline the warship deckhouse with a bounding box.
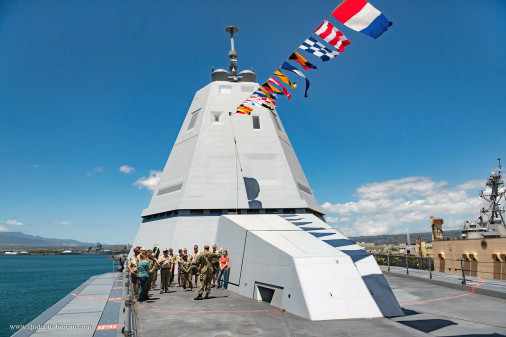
[131,27,403,320]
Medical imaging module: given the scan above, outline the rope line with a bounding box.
[230,112,245,213]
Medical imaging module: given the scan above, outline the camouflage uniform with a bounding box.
[148,257,157,289]
[196,250,222,296]
[180,259,193,290]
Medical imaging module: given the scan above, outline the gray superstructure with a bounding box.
[462,158,506,239]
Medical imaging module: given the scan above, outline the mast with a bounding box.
[226,26,239,80]
[480,157,505,226]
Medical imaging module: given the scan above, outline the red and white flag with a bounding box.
[314,20,350,52]
[268,77,291,100]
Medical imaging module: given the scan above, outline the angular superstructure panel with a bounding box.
[215,214,404,320]
[142,80,323,217]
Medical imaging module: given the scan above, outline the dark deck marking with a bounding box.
[92,277,123,337]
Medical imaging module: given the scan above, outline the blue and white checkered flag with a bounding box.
[299,37,339,62]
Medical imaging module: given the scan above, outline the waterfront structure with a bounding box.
[433,159,506,280]
[131,27,403,320]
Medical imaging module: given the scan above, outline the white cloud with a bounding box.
[0,225,9,232]
[6,220,24,226]
[52,221,72,226]
[87,166,104,176]
[325,216,339,224]
[133,170,162,192]
[119,165,135,174]
[456,180,485,190]
[322,177,487,236]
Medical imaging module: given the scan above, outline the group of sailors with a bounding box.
[128,244,230,302]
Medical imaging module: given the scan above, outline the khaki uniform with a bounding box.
[212,255,220,275]
[159,255,172,293]
[196,251,222,295]
[168,254,176,285]
[180,260,193,290]
[189,252,199,282]
[129,255,140,296]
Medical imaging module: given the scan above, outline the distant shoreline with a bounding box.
[1,250,129,256]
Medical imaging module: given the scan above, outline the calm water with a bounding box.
[0,255,115,337]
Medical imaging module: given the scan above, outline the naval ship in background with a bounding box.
[461,158,506,239]
[432,158,506,280]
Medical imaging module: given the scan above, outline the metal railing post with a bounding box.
[429,257,432,279]
[124,271,133,336]
[406,255,409,275]
[387,255,390,272]
[460,259,467,285]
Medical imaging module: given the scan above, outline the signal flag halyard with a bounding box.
[235,0,392,113]
[289,51,318,70]
[332,0,392,39]
[268,77,292,100]
[313,20,350,52]
[300,37,340,62]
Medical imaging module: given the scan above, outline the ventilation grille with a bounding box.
[157,183,183,196]
[219,85,232,94]
[187,108,201,131]
[297,182,312,195]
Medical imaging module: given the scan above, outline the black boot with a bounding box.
[204,292,210,299]
[194,294,202,300]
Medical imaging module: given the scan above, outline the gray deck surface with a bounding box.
[15,270,506,337]
[13,272,125,337]
[134,274,506,337]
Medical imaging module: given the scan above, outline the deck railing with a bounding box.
[122,262,136,337]
[373,253,506,286]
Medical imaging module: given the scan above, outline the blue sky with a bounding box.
[0,0,504,244]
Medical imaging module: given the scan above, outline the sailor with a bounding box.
[211,244,220,287]
[176,249,183,287]
[158,249,172,294]
[180,254,194,291]
[189,245,199,287]
[118,254,126,272]
[194,244,223,300]
[147,250,159,294]
[168,248,176,287]
[128,247,141,297]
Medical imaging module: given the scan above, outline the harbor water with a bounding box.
[0,254,115,336]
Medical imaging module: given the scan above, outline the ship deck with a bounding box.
[135,274,506,337]
[14,269,506,337]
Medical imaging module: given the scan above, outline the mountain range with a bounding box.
[0,231,98,249]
